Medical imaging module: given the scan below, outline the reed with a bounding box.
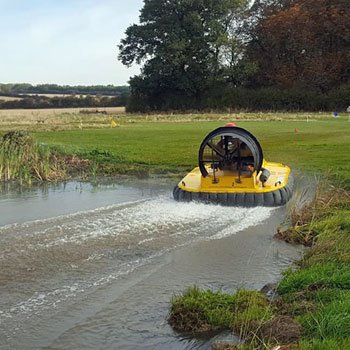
[0,131,66,183]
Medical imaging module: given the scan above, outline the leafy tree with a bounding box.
[246,0,350,91]
[118,0,249,111]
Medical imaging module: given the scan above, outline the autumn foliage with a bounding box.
[119,0,350,111]
[247,0,350,91]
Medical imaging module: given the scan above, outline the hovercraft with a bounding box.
[173,124,292,207]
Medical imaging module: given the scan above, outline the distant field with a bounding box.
[0,107,126,131]
[18,93,117,98]
[0,96,22,101]
[0,93,119,99]
[0,109,344,132]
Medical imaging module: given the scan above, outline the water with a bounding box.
[0,179,303,350]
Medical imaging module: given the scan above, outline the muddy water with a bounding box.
[0,179,303,350]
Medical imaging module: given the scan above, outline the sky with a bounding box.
[0,0,143,85]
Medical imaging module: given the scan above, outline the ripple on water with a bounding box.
[0,195,273,326]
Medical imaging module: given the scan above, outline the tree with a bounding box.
[118,0,248,111]
[246,0,350,91]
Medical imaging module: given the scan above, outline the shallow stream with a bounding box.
[0,179,303,349]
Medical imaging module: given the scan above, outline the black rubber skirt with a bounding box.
[173,183,293,207]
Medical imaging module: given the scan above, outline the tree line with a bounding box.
[0,84,129,109]
[0,83,129,96]
[118,0,350,112]
[0,95,126,109]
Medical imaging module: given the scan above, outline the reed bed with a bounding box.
[0,131,66,184]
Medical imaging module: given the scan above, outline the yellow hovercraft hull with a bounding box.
[173,160,292,207]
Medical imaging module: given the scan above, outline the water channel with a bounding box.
[0,178,303,349]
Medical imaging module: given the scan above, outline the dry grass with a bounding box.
[0,106,125,117]
[0,131,68,183]
[0,96,22,101]
[0,109,339,133]
[19,93,115,98]
[0,107,126,132]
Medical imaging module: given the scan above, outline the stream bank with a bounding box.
[169,184,350,350]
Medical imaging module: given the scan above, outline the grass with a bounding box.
[278,263,350,294]
[299,293,350,339]
[0,131,67,183]
[298,338,350,350]
[170,185,350,349]
[169,287,301,348]
[26,116,350,185]
[1,109,349,182]
[0,107,125,132]
[0,96,21,101]
[169,287,277,344]
[169,287,273,332]
[275,185,350,349]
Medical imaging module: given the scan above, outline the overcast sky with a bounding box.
[0,0,143,85]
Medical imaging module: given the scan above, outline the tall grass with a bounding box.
[277,179,350,246]
[0,131,66,183]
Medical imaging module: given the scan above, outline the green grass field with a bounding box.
[32,117,350,185]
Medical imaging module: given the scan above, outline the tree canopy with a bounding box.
[119,0,249,110]
[246,0,350,91]
[119,0,350,111]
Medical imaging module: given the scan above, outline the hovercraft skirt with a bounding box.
[173,184,293,207]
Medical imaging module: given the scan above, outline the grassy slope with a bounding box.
[33,118,350,184]
[169,187,350,349]
[276,188,350,350]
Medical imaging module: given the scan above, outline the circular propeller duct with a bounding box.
[198,127,264,178]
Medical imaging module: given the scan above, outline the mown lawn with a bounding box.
[33,117,350,185]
